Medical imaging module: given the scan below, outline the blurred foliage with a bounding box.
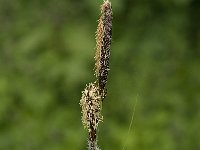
[0,0,200,150]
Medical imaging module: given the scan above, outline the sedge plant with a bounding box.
[80,0,113,150]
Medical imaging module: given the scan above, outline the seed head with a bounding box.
[80,83,103,132]
[95,0,113,94]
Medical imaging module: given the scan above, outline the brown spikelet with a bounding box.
[95,0,113,95]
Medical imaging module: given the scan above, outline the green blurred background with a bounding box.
[0,0,200,149]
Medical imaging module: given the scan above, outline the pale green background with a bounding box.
[0,0,200,149]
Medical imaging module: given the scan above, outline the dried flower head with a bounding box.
[80,83,103,132]
[95,0,113,94]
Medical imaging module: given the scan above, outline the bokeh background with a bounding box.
[0,0,200,149]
